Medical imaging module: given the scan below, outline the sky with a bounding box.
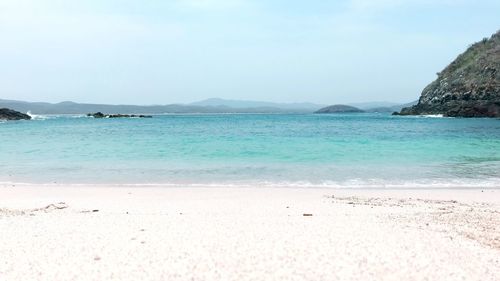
[0,0,499,105]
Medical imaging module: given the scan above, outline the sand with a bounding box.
[0,186,499,281]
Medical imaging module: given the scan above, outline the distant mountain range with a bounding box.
[346,101,400,109]
[362,101,418,113]
[0,98,417,114]
[0,99,314,114]
[191,98,326,110]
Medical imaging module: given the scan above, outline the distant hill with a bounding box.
[191,98,325,111]
[364,101,418,113]
[0,99,316,114]
[347,101,400,110]
[0,98,419,115]
[399,30,500,117]
[314,105,364,114]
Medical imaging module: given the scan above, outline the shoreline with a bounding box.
[2,183,500,195]
[2,181,500,190]
[1,186,499,280]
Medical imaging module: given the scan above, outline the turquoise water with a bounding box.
[1,113,499,188]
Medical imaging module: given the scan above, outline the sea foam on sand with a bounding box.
[0,186,499,281]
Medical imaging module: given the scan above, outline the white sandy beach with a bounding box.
[0,186,499,281]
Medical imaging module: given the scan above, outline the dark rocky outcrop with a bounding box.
[314,105,364,114]
[89,112,106,118]
[397,30,500,117]
[87,112,152,118]
[0,108,31,120]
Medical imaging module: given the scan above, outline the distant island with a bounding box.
[0,98,415,115]
[314,105,364,114]
[397,30,499,117]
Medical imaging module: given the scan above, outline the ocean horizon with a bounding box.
[1,113,499,188]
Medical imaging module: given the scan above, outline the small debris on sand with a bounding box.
[1,202,69,217]
[38,202,68,211]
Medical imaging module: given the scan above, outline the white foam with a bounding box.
[27,111,52,120]
[419,114,445,118]
[25,112,89,120]
[2,178,499,189]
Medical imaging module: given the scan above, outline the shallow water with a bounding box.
[1,113,499,188]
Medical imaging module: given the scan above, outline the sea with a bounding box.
[1,113,499,188]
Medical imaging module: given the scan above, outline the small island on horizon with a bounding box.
[314,104,365,114]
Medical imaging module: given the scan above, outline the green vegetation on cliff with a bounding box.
[399,30,499,117]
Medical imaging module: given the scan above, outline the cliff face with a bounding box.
[399,30,500,117]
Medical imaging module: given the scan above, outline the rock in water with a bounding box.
[314,105,364,114]
[398,30,500,118]
[0,108,31,120]
[88,112,106,118]
[87,112,153,118]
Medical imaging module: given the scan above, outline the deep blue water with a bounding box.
[1,113,499,188]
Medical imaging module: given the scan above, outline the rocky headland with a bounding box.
[0,108,31,120]
[314,105,364,114]
[397,30,500,117]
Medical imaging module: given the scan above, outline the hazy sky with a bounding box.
[1,0,499,105]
